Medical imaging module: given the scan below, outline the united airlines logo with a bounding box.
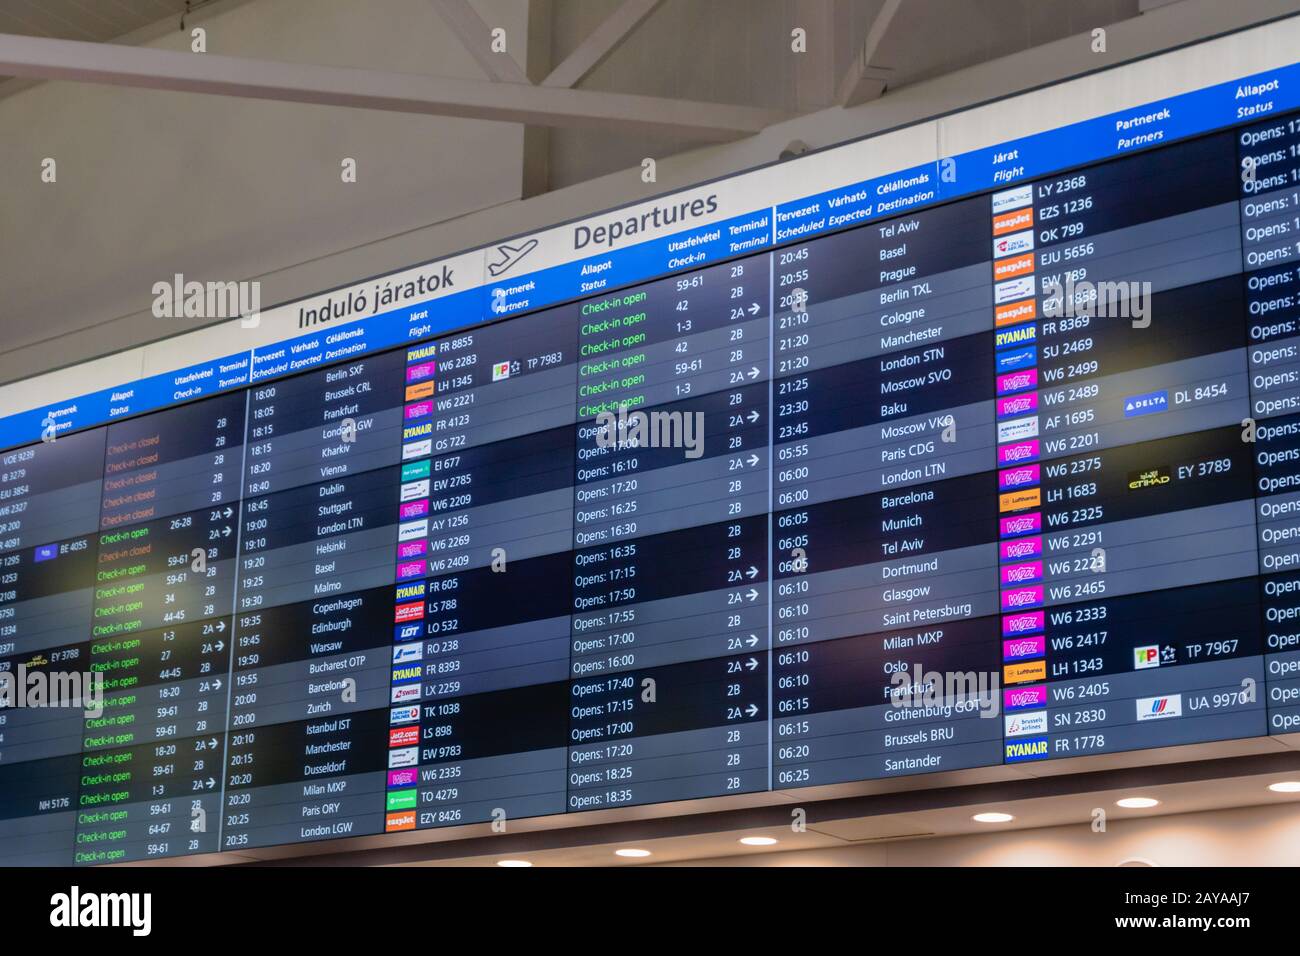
[1136,694,1182,720]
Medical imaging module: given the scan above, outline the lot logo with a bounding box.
[152,273,260,328]
[50,887,151,936]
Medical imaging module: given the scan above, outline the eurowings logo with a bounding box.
[487,238,539,277]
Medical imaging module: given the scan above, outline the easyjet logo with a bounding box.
[993,207,1034,235]
[994,253,1035,280]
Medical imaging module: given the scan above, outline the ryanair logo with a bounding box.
[391,665,423,683]
[407,344,437,362]
[996,324,1036,349]
[1005,736,1049,761]
[403,422,433,440]
[394,581,426,602]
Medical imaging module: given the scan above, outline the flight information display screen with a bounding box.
[2,54,1300,865]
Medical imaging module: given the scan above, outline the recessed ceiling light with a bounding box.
[972,812,1014,823]
[738,836,779,846]
[1269,781,1300,793]
[1116,797,1160,809]
[615,848,651,858]
[496,859,532,867]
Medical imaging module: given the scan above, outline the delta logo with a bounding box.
[388,746,419,769]
[396,560,425,580]
[392,643,423,664]
[992,184,1032,213]
[997,368,1037,395]
[405,380,435,401]
[388,768,418,787]
[401,478,431,501]
[1002,610,1044,635]
[1004,684,1047,710]
[394,601,425,623]
[385,811,417,832]
[403,421,433,441]
[1000,535,1042,562]
[1005,736,1049,762]
[395,581,426,602]
[995,299,1036,328]
[1004,659,1047,684]
[406,360,436,383]
[406,344,437,363]
[999,511,1041,537]
[1004,635,1046,661]
[1004,710,1047,737]
[1123,390,1168,418]
[1000,560,1042,586]
[1134,645,1161,669]
[996,345,1037,373]
[1000,585,1044,612]
[402,438,432,460]
[993,206,1034,235]
[398,540,428,560]
[995,323,1037,349]
[999,487,1041,513]
[390,705,420,725]
[402,460,431,482]
[399,499,429,520]
[996,392,1037,418]
[993,231,1035,259]
[394,622,425,642]
[997,415,1039,443]
[391,683,421,704]
[386,789,418,812]
[1136,694,1182,721]
[997,439,1040,466]
[389,726,420,748]
[999,463,1039,492]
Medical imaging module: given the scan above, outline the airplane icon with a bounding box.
[487,239,539,277]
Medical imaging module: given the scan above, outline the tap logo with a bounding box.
[1134,645,1161,669]
[487,238,539,277]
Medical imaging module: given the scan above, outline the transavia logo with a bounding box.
[1136,693,1182,720]
[487,238,539,278]
[152,273,260,328]
[50,887,151,936]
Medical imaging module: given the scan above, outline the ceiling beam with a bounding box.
[836,0,903,107]
[542,0,664,88]
[0,33,790,141]
[429,0,529,84]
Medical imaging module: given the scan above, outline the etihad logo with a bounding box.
[1005,736,1049,761]
[1136,693,1182,721]
[993,207,1034,235]
[1128,467,1170,489]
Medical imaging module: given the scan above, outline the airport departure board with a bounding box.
[2,51,1300,864]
